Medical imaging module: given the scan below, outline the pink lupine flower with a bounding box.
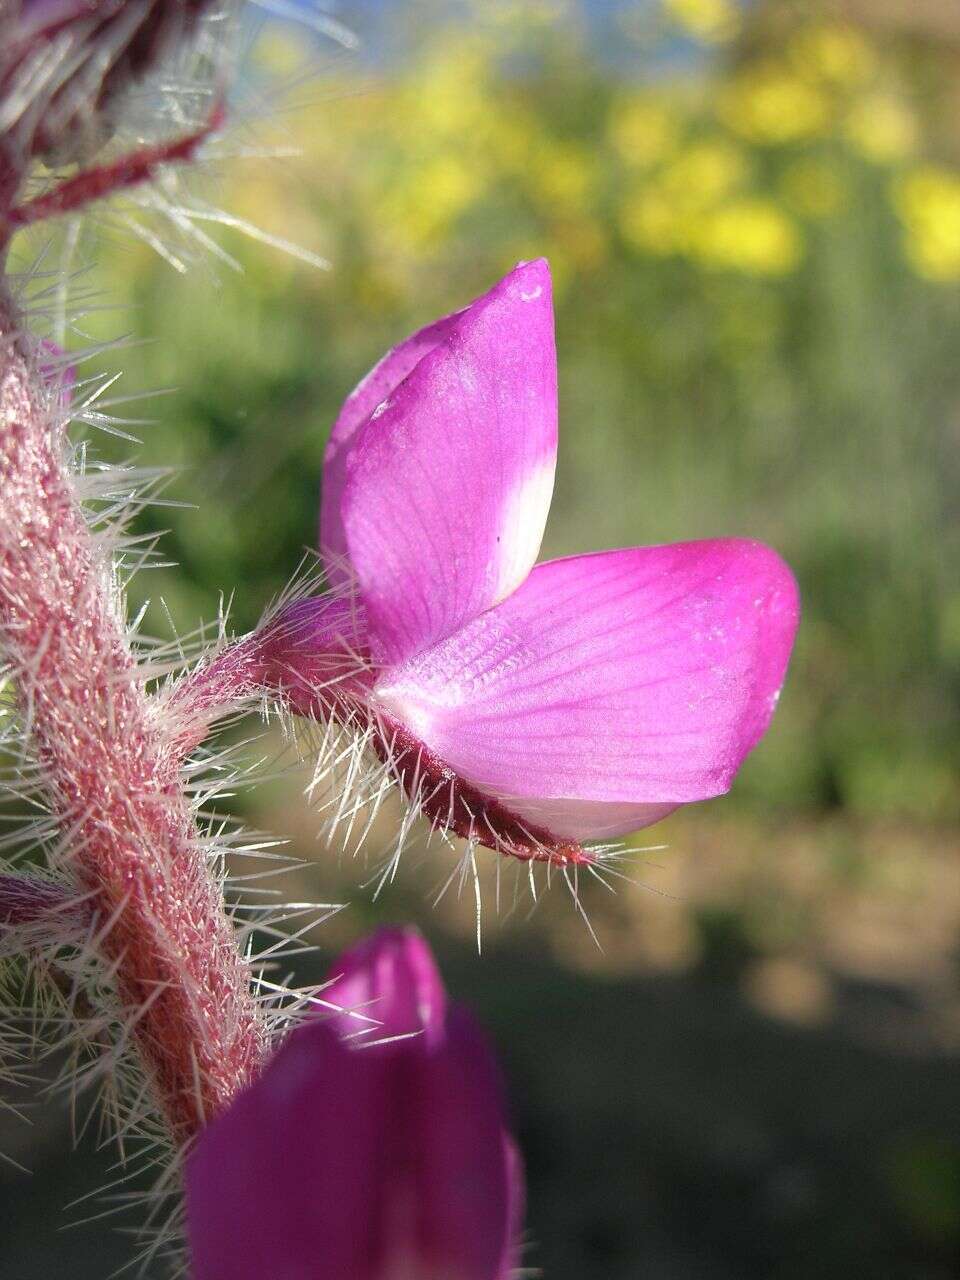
[185,927,523,1280]
[240,258,799,866]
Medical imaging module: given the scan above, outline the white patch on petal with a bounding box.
[374,685,437,744]
[493,456,555,604]
[499,794,678,840]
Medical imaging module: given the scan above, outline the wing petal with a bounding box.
[375,540,799,838]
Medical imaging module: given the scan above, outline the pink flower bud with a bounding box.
[185,928,524,1280]
[2,0,210,164]
[1,0,225,236]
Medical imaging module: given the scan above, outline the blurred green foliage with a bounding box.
[52,0,959,823]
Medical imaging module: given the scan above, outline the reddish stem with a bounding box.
[6,102,225,232]
[0,308,264,1142]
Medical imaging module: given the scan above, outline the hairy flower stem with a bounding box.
[0,292,265,1143]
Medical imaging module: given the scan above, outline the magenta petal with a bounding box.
[185,947,521,1280]
[323,925,448,1047]
[490,794,680,842]
[185,1020,393,1280]
[413,1006,521,1280]
[374,540,799,837]
[500,1134,526,1279]
[336,260,558,665]
[37,339,75,410]
[320,309,465,586]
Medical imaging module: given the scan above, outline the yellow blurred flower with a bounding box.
[619,186,682,256]
[354,267,405,316]
[661,139,748,205]
[608,94,680,169]
[663,0,740,44]
[418,152,483,215]
[720,63,830,145]
[894,166,960,281]
[534,140,595,215]
[780,158,847,219]
[845,95,918,164]
[484,0,571,28]
[397,40,491,144]
[250,27,305,78]
[619,139,750,258]
[485,106,538,174]
[377,153,483,253]
[789,22,875,86]
[694,199,802,275]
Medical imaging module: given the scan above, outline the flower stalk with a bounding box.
[0,296,264,1142]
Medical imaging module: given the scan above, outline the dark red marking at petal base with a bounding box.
[371,715,591,868]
